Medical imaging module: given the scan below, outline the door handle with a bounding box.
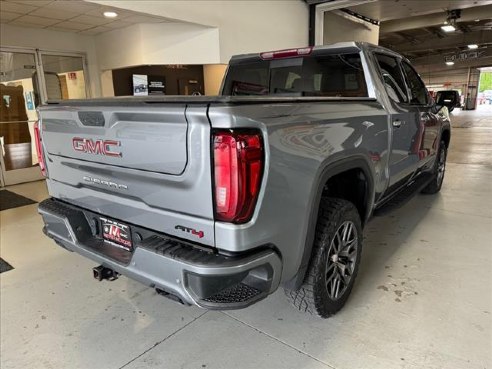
[392,120,404,128]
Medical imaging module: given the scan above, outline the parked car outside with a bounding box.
[436,90,461,112]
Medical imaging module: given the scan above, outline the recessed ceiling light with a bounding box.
[441,24,456,32]
[445,61,455,66]
[103,11,118,18]
[468,44,478,49]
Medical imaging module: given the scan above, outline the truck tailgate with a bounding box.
[39,103,215,246]
[42,106,187,175]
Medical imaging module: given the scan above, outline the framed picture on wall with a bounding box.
[132,74,148,96]
[148,76,166,95]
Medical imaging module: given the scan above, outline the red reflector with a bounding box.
[213,130,264,223]
[33,121,47,177]
[260,47,313,60]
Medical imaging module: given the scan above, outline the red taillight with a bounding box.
[260,47,313,60]
[33,121,47,177]
[213,130,264,223]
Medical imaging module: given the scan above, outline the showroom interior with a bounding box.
[0,0,491,368]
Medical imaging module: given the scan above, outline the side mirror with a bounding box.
[433,103,444,114]
[430,97,444,114]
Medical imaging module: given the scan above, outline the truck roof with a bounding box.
[229,42,401,63]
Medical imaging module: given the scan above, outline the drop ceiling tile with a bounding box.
[7,21,54,30]
[69,14,111,26]
[0,1,38,14]
[10,15,60,26]
[7,0,53,6]
[46,26,77,33]
[121,14,166,23]
[43,0,96,14]
[103,20,133,29]
[28,7,80,20]
[0,11,22,21]
[50,20,91,30]
[78,25,111,35]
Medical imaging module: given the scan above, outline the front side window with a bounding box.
[374,53,408,103]
[222,53,368,97]
[401,61,429,105]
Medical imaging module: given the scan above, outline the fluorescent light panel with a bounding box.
[441,25,456,32]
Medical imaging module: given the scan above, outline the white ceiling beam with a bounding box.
[391,30,492,53]
[314,0,377,45]
[380,4,492,34]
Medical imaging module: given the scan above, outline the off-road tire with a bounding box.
[285,198,362,318]
[421,140,447,194]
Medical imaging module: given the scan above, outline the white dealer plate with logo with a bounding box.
[100,217,132,251]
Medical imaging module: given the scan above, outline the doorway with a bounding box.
[0,48,89,186]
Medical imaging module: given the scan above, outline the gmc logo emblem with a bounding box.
[72,137,121,157]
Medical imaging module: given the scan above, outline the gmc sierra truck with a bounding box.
[36,42,450,318]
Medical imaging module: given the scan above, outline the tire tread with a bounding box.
[286,198,361,318]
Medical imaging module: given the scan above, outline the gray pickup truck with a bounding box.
[36,42,450,318]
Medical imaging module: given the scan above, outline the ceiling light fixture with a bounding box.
[103,11,118,18]
[441,24,456,32]
[445,61,455,66]
[441,9,461,33]
[467,44,478,49]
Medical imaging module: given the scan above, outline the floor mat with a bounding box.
[0,190,37,211]
[0,258,14,273]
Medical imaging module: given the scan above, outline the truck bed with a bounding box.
[45,95,377,106]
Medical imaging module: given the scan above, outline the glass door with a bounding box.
[39,53,88,101]
[0,49,89,186]
[0,49,44,186]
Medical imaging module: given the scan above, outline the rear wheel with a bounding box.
[421,140,447,194]
[286,198,362,318]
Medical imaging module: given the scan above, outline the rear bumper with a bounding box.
[38,198,282,309]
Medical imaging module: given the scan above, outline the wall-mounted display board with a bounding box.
[113,65,204,96]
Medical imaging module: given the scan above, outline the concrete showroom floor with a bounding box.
[1,105,491,369]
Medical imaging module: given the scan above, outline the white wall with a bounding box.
[0,23,101,97]
[89,0,310,63]
[95,23,220,70]
[323,12,379,45]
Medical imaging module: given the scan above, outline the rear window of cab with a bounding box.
[222,53,368,97]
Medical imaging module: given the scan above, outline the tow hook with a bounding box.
[93,265,119,281]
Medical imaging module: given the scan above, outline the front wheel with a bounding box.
[285,198,362,318]
[422,140,447,194]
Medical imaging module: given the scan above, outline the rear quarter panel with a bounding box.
[209,100,390,282]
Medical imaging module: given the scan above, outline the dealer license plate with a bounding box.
[101,217,132,251]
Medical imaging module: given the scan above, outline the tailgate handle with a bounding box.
[78,111,105,127]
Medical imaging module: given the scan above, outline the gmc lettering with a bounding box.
[72,137,121,157]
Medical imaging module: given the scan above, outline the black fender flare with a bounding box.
[284,156,375,290]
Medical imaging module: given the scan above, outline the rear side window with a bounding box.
[374,53,408,103]
[401,61,429,105]
[222,53,367,97]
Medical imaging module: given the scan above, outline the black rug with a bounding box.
[0,189,37,211]
[0,258,14,273]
